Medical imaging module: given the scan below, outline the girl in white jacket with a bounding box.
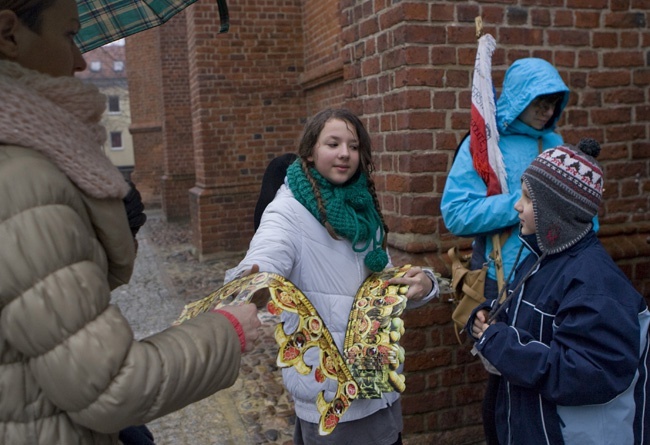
[227,108,439,445]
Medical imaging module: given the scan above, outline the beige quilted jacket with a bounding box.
[0,145,241,444]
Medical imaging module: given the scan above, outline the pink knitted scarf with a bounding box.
[0,61,129,199]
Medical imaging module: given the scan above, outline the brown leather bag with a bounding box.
[448,246,487,343]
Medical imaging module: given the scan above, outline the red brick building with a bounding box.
[125,1,650,442]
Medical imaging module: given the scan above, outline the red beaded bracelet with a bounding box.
[212,309,246,352]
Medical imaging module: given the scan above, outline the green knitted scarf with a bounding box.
[286,161,388,272]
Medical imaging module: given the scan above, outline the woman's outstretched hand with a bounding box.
[217,304,262,352]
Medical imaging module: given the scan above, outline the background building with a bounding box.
[79,42,135,180]
[125,1,650,441]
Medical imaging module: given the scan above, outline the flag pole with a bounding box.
[492,233,506,300]
[473,15,507,298]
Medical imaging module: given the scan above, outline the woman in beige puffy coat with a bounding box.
[0,0,261,443]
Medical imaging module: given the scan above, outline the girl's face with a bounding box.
[308,118,360,185]
[514,182,536,235]
[7,0,86,77]
[518,95,561,130]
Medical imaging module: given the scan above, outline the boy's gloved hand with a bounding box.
[123,180,147,237]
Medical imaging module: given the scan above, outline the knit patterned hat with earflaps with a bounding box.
[521,138,604,255]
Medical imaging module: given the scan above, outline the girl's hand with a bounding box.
[241,264,260,277]
[388,266,433,301]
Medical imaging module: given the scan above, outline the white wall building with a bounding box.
[78,42,134,179]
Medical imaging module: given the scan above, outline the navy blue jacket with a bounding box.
[469,232,650,444]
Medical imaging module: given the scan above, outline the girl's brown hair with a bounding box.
[296,108,389,245]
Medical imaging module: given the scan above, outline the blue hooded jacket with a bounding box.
[441,58,570,282]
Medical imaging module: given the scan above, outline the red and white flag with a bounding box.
[469,32,507,196]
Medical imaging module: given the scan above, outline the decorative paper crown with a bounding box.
[174,265,413,435]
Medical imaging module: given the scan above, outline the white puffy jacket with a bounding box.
[227,183,437,424]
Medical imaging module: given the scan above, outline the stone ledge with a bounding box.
[299,58,343,91]
[129,122,162,134]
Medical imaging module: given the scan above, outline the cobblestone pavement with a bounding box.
[110,210,295,445]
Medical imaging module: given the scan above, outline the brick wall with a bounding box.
[127,0,649,442]
[337,3,487,441]
[126,13,199,219]
[184,0,307,257]
[160,13,196,220]
[125,28,163,209]
[302,0,346,113]
[336,1,649,443]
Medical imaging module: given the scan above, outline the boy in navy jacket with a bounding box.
[468,139,650,444]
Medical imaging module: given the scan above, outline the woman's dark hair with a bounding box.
[4,0,58,32]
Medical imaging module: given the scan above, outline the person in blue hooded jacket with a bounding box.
[442,57,571,301]
[442,57,576,444]
[468,139,650,444]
